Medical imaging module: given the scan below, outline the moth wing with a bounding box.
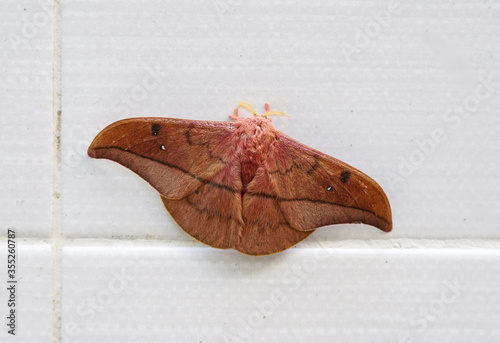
[256,131,392,233]
[238,177,314,255]
[88,117,239,198]
[88,118,244,249]
[160,160,244,250]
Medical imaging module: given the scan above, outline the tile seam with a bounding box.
[10,238,500,250]
[51,1,62,342]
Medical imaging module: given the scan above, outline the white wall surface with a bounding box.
[0,1,499,342]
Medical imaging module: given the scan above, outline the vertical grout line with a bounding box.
[51,0,63,342]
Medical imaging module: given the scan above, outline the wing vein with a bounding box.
[92,146,238,194]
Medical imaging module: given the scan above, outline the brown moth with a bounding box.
[88,102,392,255]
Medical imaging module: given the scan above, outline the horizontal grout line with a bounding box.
[3,238,500,250]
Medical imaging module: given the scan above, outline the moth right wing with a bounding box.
[239,129,392,255]
[268,131,392,232]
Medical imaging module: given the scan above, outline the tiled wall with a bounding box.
[1,1,499,342]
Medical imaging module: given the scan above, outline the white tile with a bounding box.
[0,244,53,343]
[61,246,500,343]
[60,0,500,241]
[2,0,500,341]
[2,0,497,342]
[0,0,53,236]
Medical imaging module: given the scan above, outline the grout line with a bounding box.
[51,0,63,342]
[6,237,500,250]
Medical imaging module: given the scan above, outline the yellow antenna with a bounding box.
[234,102,289,118]
[237,101,257,116]
[262,102,289,118]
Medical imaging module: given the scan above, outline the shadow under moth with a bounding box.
[88,102,392,255]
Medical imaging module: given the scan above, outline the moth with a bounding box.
[88,102,392,255]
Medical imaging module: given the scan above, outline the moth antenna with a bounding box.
[262,111,289,118]
[261,102,289,119]
[238,101,257,116]
[229,107,239,120]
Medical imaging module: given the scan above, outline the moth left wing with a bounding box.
[88,117,239,199]
[88,117,245,250]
